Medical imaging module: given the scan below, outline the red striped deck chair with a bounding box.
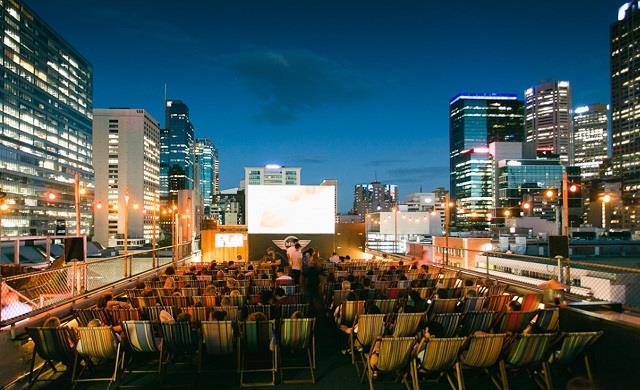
[386,288,403,299]
[520,293,542,312]
[121,320,163,377]
[493,310,538,333]
[459,333,508,389]
[411,336,467,390]
[279,318,316,383]
[485,294,512,312]
[26,326,78,388]
[391,312,424,337]
[239,319,277,386]
[429,298,459,315]
[72,326,122,388]
[366,337,414,389]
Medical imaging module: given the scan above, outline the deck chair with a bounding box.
[26,326,78,389]
[72,326,122,389]
[332,289,353,308]
[180,288,200,297]
[459,333,508,389]
[160,295,193,307]
[74,308,111,327]
[279,303,310,318]
[121,321,163,380]
[340,300,366,328]
[107,308,141,327]
[246,304,272,319]
[200,320,237,374]
[429,298,459,315]
[386,287,403,299]
[485,294,512,312]
[412,287,433,300]
[503,333,556,390]
[213,306,240,322]
[181,306,209,324]
[279,318,316,383]
[239,320,277,387]
[160,321,200,378]
[222,295,244,307]
[532,308,560,333]
[199,295,218,308]
[142,306,174,322]
[494,311,538,333]
[459,311,497,336]
[391,312,424,337]
[520,294,542,312]
[548,331,603,383]
[411,336,467,390]
[460,296,486,313]
[366,337,415,390]
[430,313,462,338]
[373,299,397,315]
[351,314,386,375]
[133,296,159,308]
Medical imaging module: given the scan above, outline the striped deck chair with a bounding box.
[351,314,386,377]
[26,327,78,388]
[520,293,542,312]
[253,279,273,288]
[160,295,193,307]
[503,333,555,390]
[275,278,294,287]
[143,306,174,322]
[340,300,366,328]
[160,321,200,370]
[196,275,213,282]
[180,288,200,297]
[121,321,163,377]
[411,336,467,390]
[484,284,508,297]
[279,303,310,318]
[200,321,237,373]
[107,308,141,327]
[279,318,316,383]
[332,290,352,308]
[125,288,145,298]
[75,308,111,327]
[213,306,240,322]
[459,333,508,390]
[246,304,272,319]
[373,299,396,315]
[223,295,244,307]
[412,287,433,300]
[429,298,459,315]
[133,296,159,308]
[438,287,463,299]
[494,310,538,333]
[72,326,122,389]
[366,337,415,390]
[155,288,173,296]
[281,285,297,295]
[391,312,424,337]
[430,313,462,338]
[181,306,209,324]
[239,320,277,387]
[251,285,273,294]
[461,296,486,313]
[397,280,411,290]
[460,311,497,336]
[549,331,603,383]
[386,287,403,299]
[532,308,560,333]
[485,294,512,312]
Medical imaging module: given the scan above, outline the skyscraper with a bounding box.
[195,138,217,216]
[449,94,524,229]
[160,100,195,204]
[525,81,573,164]
[93,109,160,248]
[573,104,609,180]
[352,181,398,216]
[0,0,93,236]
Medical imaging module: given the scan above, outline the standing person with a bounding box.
[329,252,340,264]
[290,243,303,284]
[304,256,323,315]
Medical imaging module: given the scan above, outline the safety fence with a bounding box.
[0,241,199,327]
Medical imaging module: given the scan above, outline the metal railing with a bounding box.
[0,241,200,327]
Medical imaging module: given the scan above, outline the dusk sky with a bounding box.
[29,0,615,212]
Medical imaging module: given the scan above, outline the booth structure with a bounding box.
[200,223,248,262]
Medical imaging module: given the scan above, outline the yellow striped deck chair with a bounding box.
[494,310,538,333]
[430,313,462,338]
[279,303,310,318]
[201,320,237,374]
[504,333,555,390]
[532,308,560,333]
[549,331,603,382]
[461,296,486,313]
[181,306,209,324]
[411,287,433,300]
[367,337,414,390]
[72,326,122,388]
[459,333,508,389]
[392,312,424,337]
[279,318,316,383]
[429,298,459,315]
[373,299,396,315]
[332,289,353,308]
[340,300,366,328]
[180,287,200,297]
[351,314,386,376]
[239,319,277,387]
[26,326,78,387]
[485,294,512,312]
[411,336,467,390]
[460,311,497,336]
[121,320,162,377]
[520,293,542,312]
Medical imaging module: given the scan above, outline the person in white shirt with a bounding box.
[329,252,340,264]
[290,243,303,284]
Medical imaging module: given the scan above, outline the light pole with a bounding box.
[601,194,611,230]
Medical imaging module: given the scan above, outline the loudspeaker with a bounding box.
[64,237,85,261]
[548,235,569,258]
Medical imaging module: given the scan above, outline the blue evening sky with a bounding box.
[27,0,615,212]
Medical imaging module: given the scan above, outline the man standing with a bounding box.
[290,243,303,284]
[329,252,340,264]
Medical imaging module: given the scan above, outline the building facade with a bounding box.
[573,104,609,180]
[0,0,94,236]
[92,109,160,248]
[244,165,301,186]
[525,81,573,164]
[195,138,218,217]
[449,94,524,230]
[160,100,195,204]
[352,181,399,216]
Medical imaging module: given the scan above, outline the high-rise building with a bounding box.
[352,181,398,216]
[449,94,524,229]
[244,164,301,186]
[573,104,609,180]
[92,109,160,248]
[525,81,573,164]
[195,138,217,216]
[611,2,640,229]
[160,100,195,204]
[0,0,93,236]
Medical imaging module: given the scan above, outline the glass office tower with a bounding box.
[0,0,93,236]
[160,100,195,204]
[195,138,217,216]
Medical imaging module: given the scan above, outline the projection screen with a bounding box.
[247,185,336,234]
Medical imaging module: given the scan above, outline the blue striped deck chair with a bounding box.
[430,313,462,338]
[26,326,78,388]
[121,321,163,377]
[429,298,459,315]
[239,320,277,387]
[460,311,497,336]
[160,321,200,371]
[549,331,603,383]
[503,333,555,390]
[461,296,486,313]
[411,336,467,390]
[279,304,310,319]
[279,318,316,383]
[201,320,237,374]
[72,326,122,389]
[281,285,297,296]
[373,299,397,315]
[532,308,560,333]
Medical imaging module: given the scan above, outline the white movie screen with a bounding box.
[247,185,336,234]
[215,233,244,248]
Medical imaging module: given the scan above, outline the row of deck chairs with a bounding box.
[26,317,317,388]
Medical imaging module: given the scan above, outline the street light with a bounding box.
[601,194,612,229]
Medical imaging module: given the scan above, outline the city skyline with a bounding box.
[26,0,614,212]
